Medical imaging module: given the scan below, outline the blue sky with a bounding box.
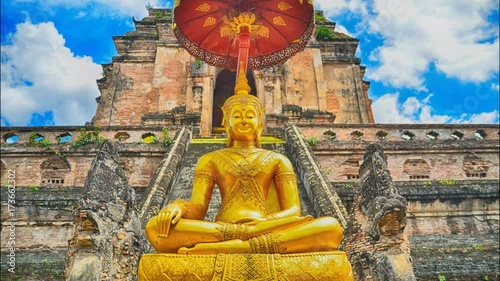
[1,0,499,126]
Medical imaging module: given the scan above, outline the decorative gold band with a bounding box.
[216,223,249,241]
[249,233,280,254]
[274,171,297,183]
[194,170,214,181]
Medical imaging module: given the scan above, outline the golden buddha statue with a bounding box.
[144,69,343,256]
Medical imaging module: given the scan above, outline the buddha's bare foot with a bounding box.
[250,215,313,237]
[178,239,251,255]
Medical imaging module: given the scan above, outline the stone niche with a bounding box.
[342,158,362,180]
[462,155,490,178]
[404,158,431,180]
[40,156,71,187]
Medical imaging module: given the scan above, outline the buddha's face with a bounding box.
[228,104,261,142]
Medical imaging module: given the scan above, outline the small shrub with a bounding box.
[315,13,326,23]
[143,135,158,144]
[28,185,40,191]
[307,137,318,147]
[162,127,174,146]
[72,126,104,148]
[472,244,486,251]
[55,151,66,159]
[439,179,457,185]
[438,275,446,281]
[28,133,52,149]
[316,26,334,41]
[37,139,52,149]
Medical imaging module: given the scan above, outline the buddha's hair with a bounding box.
[222,64,264,147]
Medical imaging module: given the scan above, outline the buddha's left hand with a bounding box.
[156,200,189,238]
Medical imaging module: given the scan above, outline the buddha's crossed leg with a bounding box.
[145,215,315,253]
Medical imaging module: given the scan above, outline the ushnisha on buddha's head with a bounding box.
[221,68,264,148]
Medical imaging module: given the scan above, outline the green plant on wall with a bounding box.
[316,26,334,41]
[314,13,326,23]
[472,244,486,251]
[162,127,174,146]
[343,183,353,189]
[194,58,203,70]
[143,135,158,144]
[72,126,104,148]
[28,133,52,150]
[55,150,67,159]
[439,179,458,185]
[155,10,167,20]
[307,137,318,147]
[438,275,446,281]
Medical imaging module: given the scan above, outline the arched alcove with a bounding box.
[404,158,431,180]
[40,156,71,186]
[342,158,361,180]
[463,155,490,178]
[115,132,131,142]
[212,69,257,133]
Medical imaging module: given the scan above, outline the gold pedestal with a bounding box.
[138,251,353,281]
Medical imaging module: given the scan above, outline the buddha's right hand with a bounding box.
[156,199,189,238]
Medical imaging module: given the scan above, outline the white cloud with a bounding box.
[315,0,368,18]
[1,21,102,126]
[365,0,499,89]
[334,24,353,37]
[14,0,165,19]
[372,93,499,124]
[464,111,500,124]
[371,93,415,123]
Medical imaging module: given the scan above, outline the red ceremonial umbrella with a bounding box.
[173,0,314,78]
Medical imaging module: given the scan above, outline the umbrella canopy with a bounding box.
[173,0,314,72]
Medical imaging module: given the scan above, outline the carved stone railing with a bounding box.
[0,126,179,145]
[138,127,191,228]
[283,124,349,228]
[297,123,499,143]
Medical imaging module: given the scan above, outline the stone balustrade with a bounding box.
[297,123,499,143]
[1,125,179,145]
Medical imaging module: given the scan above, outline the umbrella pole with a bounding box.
[236,27,251,79]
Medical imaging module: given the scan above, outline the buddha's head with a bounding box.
[222,67,264,147]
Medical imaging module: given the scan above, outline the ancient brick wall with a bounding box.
[323,63,371,123]
[1,126,176,188]
[296,124,499,182]
[333,180,499,280]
